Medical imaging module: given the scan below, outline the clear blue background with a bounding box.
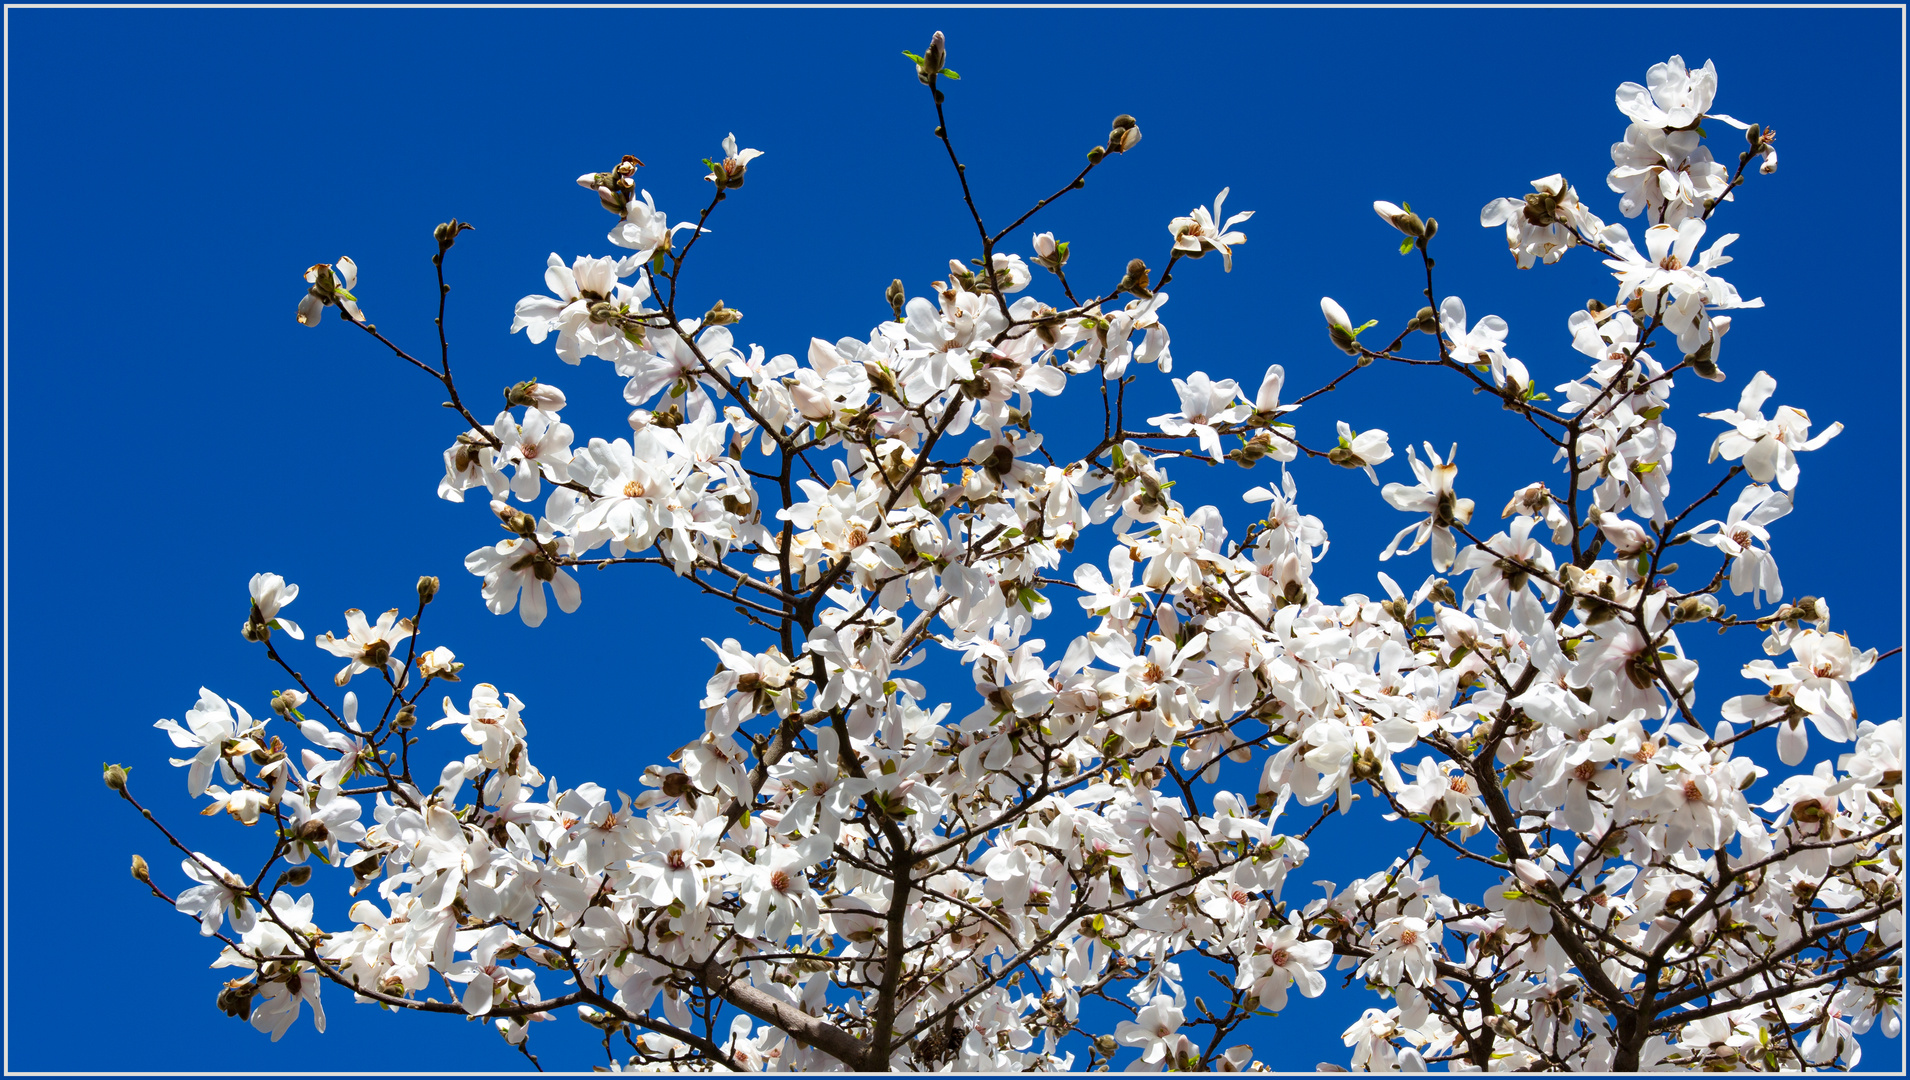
[6,5,1902,1073]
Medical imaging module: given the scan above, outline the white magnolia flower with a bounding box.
[296,257,360,326]
[1379,443,1474,571]
[246,573,303,640]
[315,608,416,686]
[1169,188,1253,271]
[1701,371,1841,491]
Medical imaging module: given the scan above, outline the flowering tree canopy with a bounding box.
[112,36,1901,1072]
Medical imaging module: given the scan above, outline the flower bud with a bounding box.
[417,576,440,605]
[277,864,313,888]
[103,763,128,792]
[1372,200,1424,238]
[1320,296,1352,331]
[217,979,258,1020]
[131,854,151,882]
[1086,145,1106,164]
[296,819,331,845]
[494,501,538,539]
[395,704,418,730]
[923,31,946,76]
[505,378,567,412]
[1107,114,1141,153]
[703,299,743,326]
[1118,258,1152,299]
[433,219,474,254]
[885,278,906,320]
[1410,306,1439,334]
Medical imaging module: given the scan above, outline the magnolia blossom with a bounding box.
[315,608,416,686]
[1701,370,1841,490]
[1169,188,1253,271]
[125,46,1896,1076]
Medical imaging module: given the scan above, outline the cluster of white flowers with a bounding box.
[121,42,1897,1073]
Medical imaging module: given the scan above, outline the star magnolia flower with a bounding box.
[1701,371,1841,491]
[1148,371,1247,460]
[315,608,416,686]
[1236,920,1332,1011]
[1331,420,1393,483]
[247,572,303,640]
[1615,55,1719,129]
[1379,443,1475,571]
[1169,188,1253,271]
[1114,995,1189,1066]
[509,253,650,366]
[1361,915,1440,988]
[296,257,360,326]
[706,133,763,189]
[154,688,265,797]
[1440,297,1528,392]
[175,853,257,937]
[465,536,582,628]
[1687,483,1791,605]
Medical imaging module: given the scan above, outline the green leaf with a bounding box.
[902,50,924,62]
[941,68,960,80]
[1399,238,1414,256]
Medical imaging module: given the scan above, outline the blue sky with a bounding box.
[6,4,1903,1073]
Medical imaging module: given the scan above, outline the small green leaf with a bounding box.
[1399,238,1414,256]
[902,50,924,62]
[941,68,960,80]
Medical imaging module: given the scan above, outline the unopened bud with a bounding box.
[885,278,906,320]
[1410,306,1439,334]
[1107,114,1141,154]
[103,763,128,792]
[1373,200,1424,238]
[702,299,742,326]
[395,704,417,730]
[417,576,440,604]
[296,819,331,845]
[277,864,313,889]
[433,219,474,254]
[131,854,151,882]
[1086,145,1106,164]
[1119,258,1152,299]
[494,502,538,538]
[505,378,567,412]
[917,30,946,83]
[217,978,258,1020]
